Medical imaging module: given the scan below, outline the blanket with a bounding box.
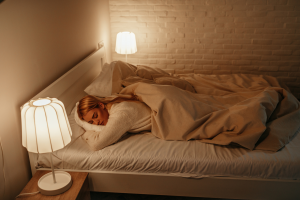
[120,74,300,152]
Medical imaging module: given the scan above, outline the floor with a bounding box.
[90,192,230,200]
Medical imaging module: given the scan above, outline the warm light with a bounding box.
[33,99,51,106]
[20,97,73,196]
[115,32,137,61]
[21,97,72,153]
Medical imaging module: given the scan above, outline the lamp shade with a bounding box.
[21,97,72,154]
[115,32,137,54]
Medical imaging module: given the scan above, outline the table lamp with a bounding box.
[21,97,72,196]
[115,31,137,62]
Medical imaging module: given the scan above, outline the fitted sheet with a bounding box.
[35,106,300,180]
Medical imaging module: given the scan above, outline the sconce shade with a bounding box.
[115,32,137,54]
[21,98,72,154]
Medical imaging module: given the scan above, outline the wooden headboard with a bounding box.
[31,47,105,115]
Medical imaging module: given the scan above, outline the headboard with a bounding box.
[31,47,105,115]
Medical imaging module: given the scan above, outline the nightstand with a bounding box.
[19,170,91,200]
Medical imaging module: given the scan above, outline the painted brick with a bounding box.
[224,44,242,49]
[273,50,293,55]
[135,5,155,10]
[247,0,267,5]
[188,11,206,17]
[214,49,234,54]
[167,33,184,38]
[205,33,224,39]
[251,60,270,65]
[267,0,288,5]
[185,55,203,59]
[219,65,240,70]
[245,22,264,28]
[275,17,297,23]
[195,60,213,65]
[176,60,195,64]
[206,0,226,5]
[254,5,274,11]
[259,66,279,71]
[242,55,261,60]
[167,11,186,17]
[255,29,276,34]
[157,48,177,53]
[167,64,185,69]
[223,55,241,60]
[216,28,234,33]
[253,39,273,45]
[177,49,195,53]
[196,49,215,54]
[149,11,167,16]
[261,55,281,60]
[232,39,252,44]
[253,50,272,55]
[289,0,300,6]
[288,11,300,17]
[274,5,294,11]
[185,33,204,38]
[147,0,167,5]
[203,65,219,70]
[214,60,232,65]
[157,17,176,22]
[185,44,203,49]
[110,5,136,10]
[149,54,167,59]
[204,54,223,60]
[196,28,215,33]
[166,22,185,28]
[234,50,252,54]
[167,43,184,48]
[247,11,268,17]
[175,17,195,22]
[194,70,213,74]
[167,55,184,59]
[232,60,251,65]
[235,28,255,34]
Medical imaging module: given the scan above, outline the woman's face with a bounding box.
[83,102,109,125]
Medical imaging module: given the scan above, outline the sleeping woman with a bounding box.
[77,95,152,151]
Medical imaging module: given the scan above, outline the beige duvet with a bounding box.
[119,74,300,152]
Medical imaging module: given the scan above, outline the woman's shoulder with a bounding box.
[110,101,149,114]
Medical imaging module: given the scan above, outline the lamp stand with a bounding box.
[37,153,72,196]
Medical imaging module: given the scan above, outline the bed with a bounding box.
[27,47,300,200]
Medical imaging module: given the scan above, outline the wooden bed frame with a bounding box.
[27,47,300,200]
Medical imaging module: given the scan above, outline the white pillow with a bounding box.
[74,102,105,132]
[84,63,113,97]
[84,61,136,97]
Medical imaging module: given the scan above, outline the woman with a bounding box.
[77,95,152,151]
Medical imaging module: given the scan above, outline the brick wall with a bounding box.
[109,0,300,99]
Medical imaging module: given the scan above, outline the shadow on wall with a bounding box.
[0,0,4,4]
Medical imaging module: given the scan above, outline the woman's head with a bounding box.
[77,95,109,125]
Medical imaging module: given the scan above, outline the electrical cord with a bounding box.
[15,191,40,199]
[0,136,6,200]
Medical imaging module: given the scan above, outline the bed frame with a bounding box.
[28,47,300,200]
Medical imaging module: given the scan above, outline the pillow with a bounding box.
[153,76,196,93]
[136,65,169,80]
[121,76,155,87]
[68,106,86,140]
[84,61,137,97]
[74,102,105,132]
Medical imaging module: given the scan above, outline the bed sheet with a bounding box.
[36,106,300,180]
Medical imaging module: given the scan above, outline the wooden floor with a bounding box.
[90,192,230,200]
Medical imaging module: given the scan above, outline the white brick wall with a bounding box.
[109,0,300,99]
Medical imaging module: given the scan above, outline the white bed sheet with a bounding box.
[36,106,300,180]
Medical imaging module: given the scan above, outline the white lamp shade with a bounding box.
[21,97,72,153]
[115,32,137,54]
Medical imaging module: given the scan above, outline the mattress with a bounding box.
[35,106,300,180]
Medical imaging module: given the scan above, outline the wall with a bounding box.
[109,0,300,99]
[0,0,111,199]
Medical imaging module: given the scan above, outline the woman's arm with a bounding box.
[81,111,133,151]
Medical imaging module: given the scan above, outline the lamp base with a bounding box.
[38,171,72,196]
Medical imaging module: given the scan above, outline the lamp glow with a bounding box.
[115,32,137,62]
[21,97,72,195]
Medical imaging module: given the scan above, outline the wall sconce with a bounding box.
[21,98,72,196]
[115,32,137,62]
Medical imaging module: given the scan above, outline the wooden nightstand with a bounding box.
[19,170,91,200]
